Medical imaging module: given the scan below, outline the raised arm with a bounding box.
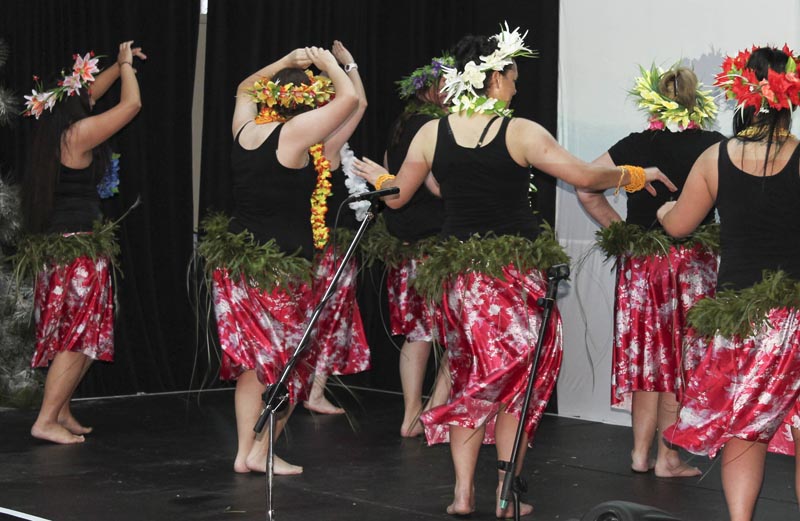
[278,47,358,159]
[230,48,312,137]
[509,118,676,193]
[324,40,367,167]
[352,119,438,208]
[62,41,142,164]
[576,152,623,227]
[657,144,719,237]
[91,46,147,102]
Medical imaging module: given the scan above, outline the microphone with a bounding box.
[344,187,399,202]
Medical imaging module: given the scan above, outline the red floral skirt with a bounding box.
[420,265,562,445]
[31,255,114,367]
[663,307,800,458]
[387,258,434,342]
[212,268,316,403]
[612,244,717,408]
[311,247,370,375]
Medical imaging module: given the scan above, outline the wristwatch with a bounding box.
[344,63,358,73]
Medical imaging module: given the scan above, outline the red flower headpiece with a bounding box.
[715,44,800,112]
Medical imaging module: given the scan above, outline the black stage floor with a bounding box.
[0,388,796,521]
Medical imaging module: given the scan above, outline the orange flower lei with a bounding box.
[253,108,333,250]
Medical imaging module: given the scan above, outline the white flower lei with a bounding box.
[340,142,370,222]
[441,22,536,117]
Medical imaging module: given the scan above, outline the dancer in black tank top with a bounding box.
[353,26,674,518]
[658,45,800,521]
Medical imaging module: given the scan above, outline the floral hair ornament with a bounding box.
[396,55,455,99]
[715,44,800,113]
[630,64,718,131]
[441,22,537,117]
[249,70,335,123]
[23,52,101,119]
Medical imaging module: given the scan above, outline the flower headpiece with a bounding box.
[630,64,718,131]
[23,52,100,119]
[715,44,800,113]
[396,55,455,100]
[441,22,537,117]
[249,69,335,122]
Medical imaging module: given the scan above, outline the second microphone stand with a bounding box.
[252,196,385,521]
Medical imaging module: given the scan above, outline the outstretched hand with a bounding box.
[332,40,354,66]
[643,167,677,196]
[306,46,338,74]
[117,41,147,71]
[352,157,388,186]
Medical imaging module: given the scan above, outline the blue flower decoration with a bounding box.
[97,152,120,199]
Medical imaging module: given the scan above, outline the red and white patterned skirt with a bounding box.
[211,268,316,403]
[387,258,435,342]
[612,244,717,408]
[311,247,370,375]
[32,255,114,367]
[420,265,563,445]
[663,307,800,458]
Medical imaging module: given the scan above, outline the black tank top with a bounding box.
[717,138,800,290]
[384,113,445,242]
[229,123,316,259]
[325,165,358,231]
[47,164,101,234]
[431,116,538,240]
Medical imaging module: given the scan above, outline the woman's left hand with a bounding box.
[656,200,677,223]
[352,157,387,185]
[332,40,354,67]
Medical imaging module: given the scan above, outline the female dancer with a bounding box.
[354,24,674,518]
[202,46,358,474]
[658,45,800,521]
[305,40,370,415]
[381,55,452,436]
[21,41,145,444]
[577,64,724,477]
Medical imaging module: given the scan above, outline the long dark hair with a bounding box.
[22,88,109,233]
[452,34,514,96]
[388,84,447,149]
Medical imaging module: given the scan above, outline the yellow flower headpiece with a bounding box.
[248,70,335,116]
[630,64,718,131]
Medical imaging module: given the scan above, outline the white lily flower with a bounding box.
[461,61,486,90]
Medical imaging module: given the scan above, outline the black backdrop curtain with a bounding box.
[198,0,560,393]
[0,0,199,396]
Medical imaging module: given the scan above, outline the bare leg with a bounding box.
[422,350,451,414]
[58,355,94,435]
[303,373,345,415]
[494,409,533,518]
[654,392,701,477]
[399,339,432,436]
[31,351,89,444]
[793,428,800,504]
[721,438,767,521]
[245,402,301,475]
[447,424,483,516]
[630,390,658,472]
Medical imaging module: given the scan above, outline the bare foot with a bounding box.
[245,454,303,475]
[233,454,250,473]
[31,421,86,444]
[447,485,475,517]
[654,459,701,478]
[58,413,93,435]
[446,501,475,517]
[630,450,655,473]
[496,500,533,519]
[400,417,424,437]
[303,397,345,415]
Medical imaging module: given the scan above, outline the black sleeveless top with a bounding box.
[325,165,358,231]
[431,116,538,240]
[384,113,445,242]
[717,138,800,290]
[229,123,316,259]
[608,129,725,229]
[47,164,101,234]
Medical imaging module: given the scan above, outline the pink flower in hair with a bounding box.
[62,73,83,96]
[73,52,100,83]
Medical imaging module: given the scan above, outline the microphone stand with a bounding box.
[252,195,385,521]
[497,263,570,521]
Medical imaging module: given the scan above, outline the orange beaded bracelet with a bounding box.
[374,173,396,191]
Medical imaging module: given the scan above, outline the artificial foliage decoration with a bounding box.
[197,213,311,291]
[715,44,800,113]
[596,221,720,261]
[248,70,334,114]
[396,55,454,100]
[309,144,333,249]
[688,270,800,339]
[630,63,717,130]
[441,22,537,117]
[359,216,438,269]
[0,39,18,130]
[413,224,569,302]
[0,176,21,245]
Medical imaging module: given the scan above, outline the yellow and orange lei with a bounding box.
[254,107,333,250]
